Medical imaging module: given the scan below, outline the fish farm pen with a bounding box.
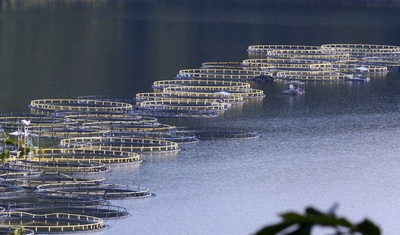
[1,43,400,233]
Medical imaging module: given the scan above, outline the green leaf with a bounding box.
[333,217,353,228]
[355,219,381,235]
[303,207,353,229]
[19,148,25,157]
[0,150,10,164]
[0,152,6,163]
[305,207,324,217]
[5,138,14,145]
[281,212,311,223]
[310,215,352,228]
[255,206,381,235]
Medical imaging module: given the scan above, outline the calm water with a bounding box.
[1,1,400,234]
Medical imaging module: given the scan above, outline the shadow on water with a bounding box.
[1,1,400,235]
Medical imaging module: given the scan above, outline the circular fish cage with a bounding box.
[0,211,104,234]
[135,78,262,118]
[0,114,66,129]
[36,182,152,200]
[0,184,105,209]
[134,106,221,118]
[104,130,200,144]
[200,61,247,69]
[176,68,271,81]
[93,121,177,134]
[276,70,350,81]
[8,159,108,181]
[8,193,105,207]
[0,168,42,180]
[13,204,128,220]
[12,171,105,189]
[320,44,400,58]
[138,100,229,114]
[152,79,252,90]
[242,58,333,73]
[0,184,25,199]
[34,189,106,205]
[26,148,142,165]
[58,136,180,153]
[136,94,244,105]
[29,122,109,140]
[163,86,265,99]
[76,95,136,104]
[29,99,133,114]
[64,113,159,123]
[247,45,321,54]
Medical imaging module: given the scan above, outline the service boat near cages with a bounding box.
[346,66,370,82]
[282,81,305,95]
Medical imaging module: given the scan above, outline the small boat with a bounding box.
[347,66,370,81]
[282,80,305,95]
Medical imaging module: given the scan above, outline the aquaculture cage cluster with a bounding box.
[136,78,265,118]
[0,121,258,233]
[0,159,149,234]
[1,43,399,234]
[0,49,266,234]
[245,44,400,81]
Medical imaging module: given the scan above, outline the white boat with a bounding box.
[347,66,370,81]
[282,80,305,95]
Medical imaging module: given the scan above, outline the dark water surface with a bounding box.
[1,1,400,234]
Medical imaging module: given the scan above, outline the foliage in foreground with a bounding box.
[7,227,24,235]
[255,205,380,235]
[1,132,13,163]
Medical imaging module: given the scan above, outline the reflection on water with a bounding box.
[1,1,400,235]
[1,1,400,112]
[141,151,180,162]
[107,162,140,173]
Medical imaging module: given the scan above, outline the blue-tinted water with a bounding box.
[1,1,400,234]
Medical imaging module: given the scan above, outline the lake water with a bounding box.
[1,1,400,234]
